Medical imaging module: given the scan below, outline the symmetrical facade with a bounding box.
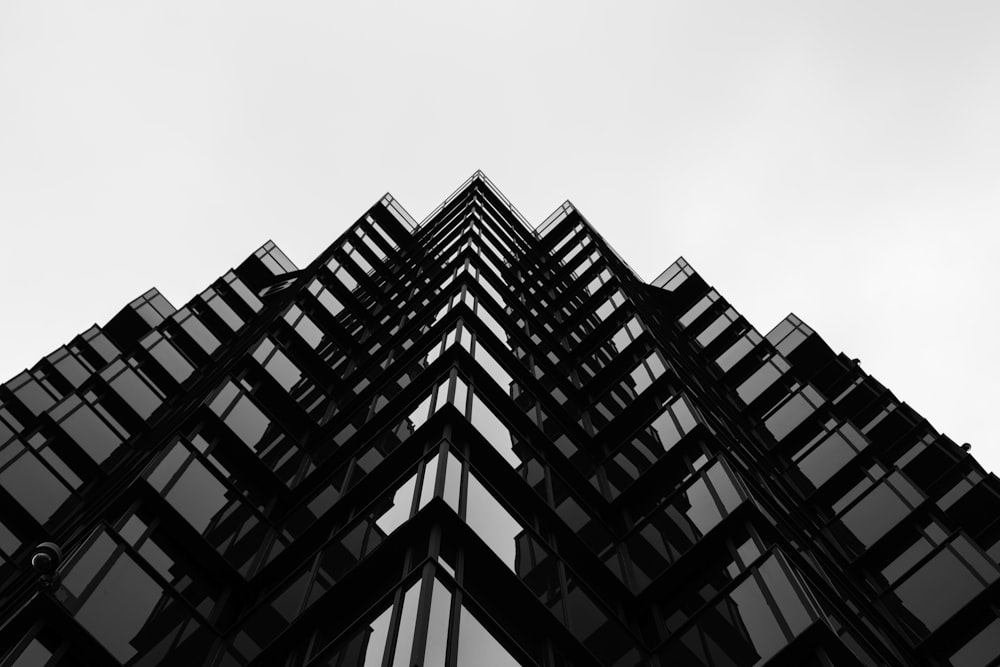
[1,172,999,666]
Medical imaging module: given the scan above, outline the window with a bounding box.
[716,329,762,372]
[57,528,213,663]
[836,472,922,550]
[652,257,693,291]
[791,422,868,491]
[465,472,524,569]
[736,355,789,404]
[678,290,718,328]
[891,540,997,634]
[470,393,517,466]
[695,307,738,348]
[141,332,194,383]
[767,314,814,356]
[50,395,125,464]
[0,441,72,524]
[763,384,824,441]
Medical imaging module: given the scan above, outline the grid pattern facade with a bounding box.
[1,172,999,666]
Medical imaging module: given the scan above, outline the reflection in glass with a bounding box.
[626,462,737,588]
[164,457,228,534]
[736,356,788,404]
[108,367,162,420]
[470,394,516,466]
[724,573,787,663]
[457,605,520,667]
[59,403,122,464]
[62,532,117,597]
[0,448,71,523]
[7,638,52,666]
[392,582,420,665]
[74,551,178,663]
[318,603,394,666]
[757,556,810,635]
[465,474,522,569]
[839,480,911,549]
[422,578,452,666]
[950,618,1000,667]
[893,546,984,633]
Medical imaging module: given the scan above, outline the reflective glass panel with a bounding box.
[893,547,983,632]
[456,605,520,667]
[0,450,71,523]
[60,404,122,463]
[465,473,522,569]
[470,394,516,466]
[950,618,1000,667]
[75,551,177,663]
[422,578,452,667]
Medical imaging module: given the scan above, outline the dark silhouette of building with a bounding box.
[1,172,999,666]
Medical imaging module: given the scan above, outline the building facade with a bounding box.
[1,172,999,666]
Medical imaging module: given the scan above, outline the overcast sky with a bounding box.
[1,1,997,474]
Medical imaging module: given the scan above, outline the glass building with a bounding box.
[1,172,999,666]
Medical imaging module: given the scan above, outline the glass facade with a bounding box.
[1,171,998,666]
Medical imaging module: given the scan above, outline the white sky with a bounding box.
[1,2,998,474]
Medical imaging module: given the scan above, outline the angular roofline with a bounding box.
[416,170,534,235]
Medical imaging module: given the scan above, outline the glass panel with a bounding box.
[147,337,194,382]
[255,344,303,392]
[147,443,188,491]
[60,404,122,463]
[62,531,117,597]
[893,546,983,632]
[715,573,787,665]
[757,556,811,635]
[465,474,522,569]
[108,369,162,420]
[0,519,20,556]
[418,456,439,509]
[474,344,513,396]
[205,294,243,331]
[163,458,229,533]
[952,536,999,583]
[222,395,271,449]
[736,357,788,404]
[390,581,420,665]
[678,291,717,328]
[765,393,815,441]
[649,408,681,451]
[696,310,733,347]
[422,578,451,667]
[882,536,933,584]
[456,605,520,667]
[470,394,517,466]
[443,453,462,511]
[706,462,742,513]
[0,450,71,523]
[797,431,854,488]
[7,638,52,666]
[54,352,90,387]
[840,482,910,548]
[373,473,417,536]
[10,376,55,416]
[949,617,1000,667]
[75,551,179,663]
[179,313,220,354]
[717,336,754,372]
[362,605,393,665]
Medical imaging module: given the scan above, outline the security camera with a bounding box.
[31,542,63,588]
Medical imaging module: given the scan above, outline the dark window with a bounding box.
[950,618,1000,667]
[893,546,984,632]
[0,446,71,523]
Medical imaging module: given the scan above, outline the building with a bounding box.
[1,172,999,666]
